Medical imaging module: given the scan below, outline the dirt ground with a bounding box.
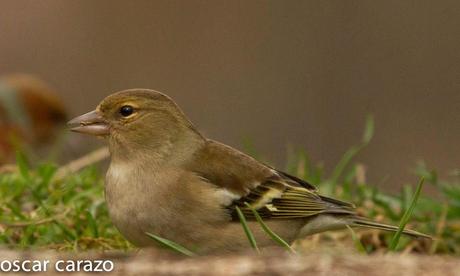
[1,249,458,275]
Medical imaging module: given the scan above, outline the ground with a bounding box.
[1,249,458,275]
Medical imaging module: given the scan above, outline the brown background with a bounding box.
[1,1,459,189]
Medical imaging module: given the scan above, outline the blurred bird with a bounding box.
[0,74,67,162]
[69,89,429,254]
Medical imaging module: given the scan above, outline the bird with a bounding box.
[68,89,429,254]
[0,74,68,163]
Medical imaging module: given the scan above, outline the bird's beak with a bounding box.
[68,110,109,136]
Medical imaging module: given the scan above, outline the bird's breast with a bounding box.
[104,161,196,246]
[105,161,160,245]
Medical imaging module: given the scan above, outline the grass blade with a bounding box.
[244,203,296,254]
[85,211,99,238]
[328,116,374,191]
[15,150,30,182]
[145,232,196,257]
[429,203,448,254]
[389,177,425,251]
[346,225,367,254]
[362,115,375,144]
[235,206,260,253]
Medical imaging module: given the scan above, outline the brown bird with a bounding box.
[0,74,67,162]
[69,89,429,254]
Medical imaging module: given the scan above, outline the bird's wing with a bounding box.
[186,140,356,221]
[228,172,356,220]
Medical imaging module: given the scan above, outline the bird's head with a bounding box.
[68,89,202,157]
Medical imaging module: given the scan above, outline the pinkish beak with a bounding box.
[68,110,109,136]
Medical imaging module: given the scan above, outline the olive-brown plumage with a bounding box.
[69,89,429,253]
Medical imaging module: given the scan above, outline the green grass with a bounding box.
[389,177,425,251]
[235,206,260,253]
[346,225,367,254]
[145,232,196,257]
[0,118,459,255]
[244,202,296,254]
[0,156,130,251]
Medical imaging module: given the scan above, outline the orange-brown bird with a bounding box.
[0,74,67,162]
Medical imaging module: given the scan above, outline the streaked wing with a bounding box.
[228,172,356,221]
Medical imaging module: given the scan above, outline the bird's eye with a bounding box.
[120,105,134,117]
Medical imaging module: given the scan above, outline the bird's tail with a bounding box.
[350,217,431,239]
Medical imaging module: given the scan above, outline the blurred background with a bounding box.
[0,0,458,189]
